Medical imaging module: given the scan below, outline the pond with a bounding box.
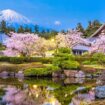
[0,77,101,105]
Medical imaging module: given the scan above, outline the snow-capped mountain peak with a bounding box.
[0,9,31,25]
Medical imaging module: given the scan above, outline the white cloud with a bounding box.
[54,21,61,26]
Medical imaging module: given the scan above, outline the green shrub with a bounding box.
[53,47,80,70]
[61,60,80,70]
[0,56,10,62]
[82,60,98,65]
[57,47,72,54]
[24,65,60,76]
[82,60,91,65]
[90,61,99,65]
[75,56,91,63]
[54,53,75,60]
[81,52,90,57]
[53,57,61,66]
[92,53,105,63]
[9,57,25,64]
[0,56,53,64]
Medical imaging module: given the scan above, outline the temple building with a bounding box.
[72,24,105,55]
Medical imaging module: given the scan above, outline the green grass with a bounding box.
[0,62,45,72]
[84,64,105,70]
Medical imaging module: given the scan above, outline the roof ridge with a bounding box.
[90,24,105,38]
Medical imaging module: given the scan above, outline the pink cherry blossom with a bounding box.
[90,35,105,53]
[3,33,39,57]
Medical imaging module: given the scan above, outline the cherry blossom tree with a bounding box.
[55,30,89,49]
[65,30,89,48]
[3,33,39,57]
[55,33,67,48]
[90,35,105,53]
[35,37,48,57]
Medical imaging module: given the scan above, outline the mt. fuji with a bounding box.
[0,9,34,28]
[0,9,51,31]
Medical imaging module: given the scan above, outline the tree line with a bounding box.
[0,20,102,38]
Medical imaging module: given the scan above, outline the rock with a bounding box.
[15,71,24,78]
[18,71,23,74]
[0,71,9,77]
[52,71,62,77]
[86,74,92,78]
[75,78,85,84]
[75,71,85,78]
[64,70,78,77]
[95,86,105,98]
[98,71,105,81]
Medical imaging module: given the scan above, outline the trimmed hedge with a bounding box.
[24,65,60,76]
[0,56,53,64]
[92,53,105,64]
[82,60,99,65]
[61,60,80,70]
[53,47,80,70]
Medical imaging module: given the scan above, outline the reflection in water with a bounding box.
[0,78,96,105]
[70,90,95,105]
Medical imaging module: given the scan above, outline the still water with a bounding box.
[0,77,97,105]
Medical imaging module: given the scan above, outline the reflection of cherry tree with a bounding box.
[2,85,60,105]
[2,86,46,105]
[90,35,105,53]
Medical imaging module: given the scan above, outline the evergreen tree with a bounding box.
[17,26,25,33]
[7,26,16,32]
[60,29,66,34]
[76,23,84,33]
[34,25,39,34]
[84,20,102,37]
[0,20,7,33]
[41,29,46,34]
[24,27,32,33]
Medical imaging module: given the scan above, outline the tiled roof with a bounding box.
[72,44,90,51]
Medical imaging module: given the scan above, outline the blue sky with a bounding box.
[0,0,105,30]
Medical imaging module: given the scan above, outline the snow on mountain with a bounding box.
[0,9,52,31]
[0,9,32,27]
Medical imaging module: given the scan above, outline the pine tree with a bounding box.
[34,25,39,34]
[17,26,25,33]
[84,20,102,37]
[60,29,66,34]
[0,20,7,33]
[7,26,16,33]
[76,23,84,33]
[24,27,32,33]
